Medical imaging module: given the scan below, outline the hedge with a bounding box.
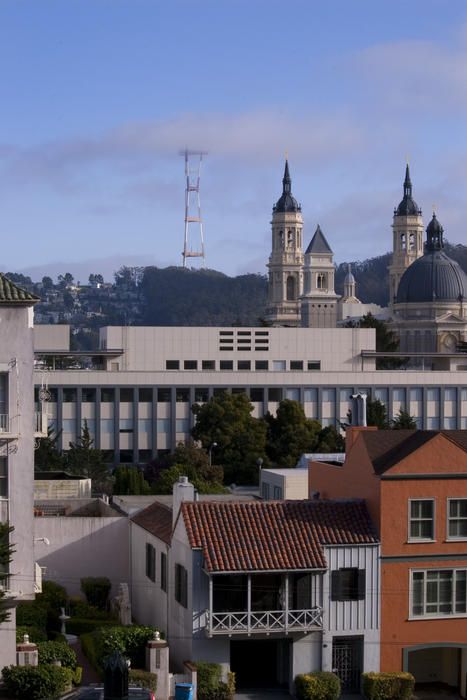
[66,617,120,636]
[1,664,73,699]
[69,595,112,620]
[15,601,47,631]
[195,662,235,700]
[15,625,48,644]
[129,669,158,693]
[362,672,415,700]
[81,576,112,610]
[37,640,77,669]
[81,632,103,679]
[295,672,341,700]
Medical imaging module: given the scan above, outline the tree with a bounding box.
[151,464,228,495]
[366,398,389,429]
[0,523,14,624]
[264,399,322,468]
[391,408,417,430]
[347,312,407,369]
[66,420,111,492]
[41,276,54,290]
[191,391,268,484]
[57,272,74,289]
[315,425,345,452]
[34,428,65,471]
[114,466,151,495]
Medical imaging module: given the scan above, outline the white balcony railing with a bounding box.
[205,607,323,636]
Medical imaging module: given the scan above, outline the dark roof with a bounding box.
[0,273,39,304]
[360,430,467,474]
[394,164,421,217]
[131,501,173,544]
[35,471,87,481]
[305,224,333,255]
[181,499,378,573]
[273,160,301,213]
[396,249,467,303]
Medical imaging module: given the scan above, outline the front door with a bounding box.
[332,636,363,694]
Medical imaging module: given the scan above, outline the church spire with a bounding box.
[273,158,301,213]
[283,159,291,194]
[404,163,412,198]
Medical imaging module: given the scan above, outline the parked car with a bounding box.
[74,687,154,700]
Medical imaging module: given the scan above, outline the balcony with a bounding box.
[205,607,323,637]
[0,414,16,438]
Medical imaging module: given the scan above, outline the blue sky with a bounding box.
[2,0,467,282]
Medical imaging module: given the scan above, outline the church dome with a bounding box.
[273,160,301,213]
[396,213,467,303]
[394,164,421,217]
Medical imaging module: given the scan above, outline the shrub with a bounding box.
[70,595,111,619]
[66,617,119,636]
[1,664,73,699]
[36,580,68,611]
[129,669,158,693]
[81,632,103,679]
[295,672,341,700]
[196,662,235,700]
[15,625,48,643]
[37,640,77,669]
[81,576,112,610]
[98,625,157,669]
[16,601,47,631]
[362,672,415,700]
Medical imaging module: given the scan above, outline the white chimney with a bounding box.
[350,393,367,427]
[172,476,195,527]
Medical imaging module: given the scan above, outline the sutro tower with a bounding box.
[180,148,207,268]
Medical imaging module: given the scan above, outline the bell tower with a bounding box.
[265,159,304,326]
[388,162,424,305]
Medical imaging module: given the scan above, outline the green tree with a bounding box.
[34,429,65,471]
[366,397,389,429]
[347,312,406,369]
[191,391,268,484]
[114,466,151,495]
[151,464,228,495]
[264,399,322,468]
[41,276,54,290]
[0,523,14,624]
[390,408,417,430]
[66,420,111,492]
[315,425,345,452]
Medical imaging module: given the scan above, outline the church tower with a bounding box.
[301,224,339,328]
[388,163,424,305]
[265,159,304,326]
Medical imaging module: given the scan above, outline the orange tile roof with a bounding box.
[181,499,378,573]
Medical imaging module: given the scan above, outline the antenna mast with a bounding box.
[180,148,207,268]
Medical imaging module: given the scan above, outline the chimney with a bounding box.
[172,476,195,527]
[345,393,378,454]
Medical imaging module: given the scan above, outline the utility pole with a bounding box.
[180,149,207,268]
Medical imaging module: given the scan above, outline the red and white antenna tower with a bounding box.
[180,148,207,268]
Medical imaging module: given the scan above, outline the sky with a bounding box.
[2,0,467,282]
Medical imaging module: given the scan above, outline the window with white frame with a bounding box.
[448,499,467,539]
[411,568,467,617]
[409,499,434,540]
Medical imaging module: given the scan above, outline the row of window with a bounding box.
[409,499,467,541]
[166,360,321,371]
[145,544,186,607]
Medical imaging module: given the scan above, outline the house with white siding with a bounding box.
[130,478,380,694]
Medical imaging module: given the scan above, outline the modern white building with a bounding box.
[33,323,467,465]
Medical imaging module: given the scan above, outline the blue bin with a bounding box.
[175,683,194,700]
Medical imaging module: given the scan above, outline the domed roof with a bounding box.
[394,164,421,217]
[273,160,301,213]
[344,263,355,284]
[396,213,467,303]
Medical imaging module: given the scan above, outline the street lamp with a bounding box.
[209,442,217,467]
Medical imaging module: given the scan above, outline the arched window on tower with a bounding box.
[409,232,415,250]
[287,230,294,247]
[401,233,406,250]
[286,276,296,300]
[278,231,284,249]
[317,273,327,290]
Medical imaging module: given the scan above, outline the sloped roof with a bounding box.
[181,499,378,573]
[305,225,333,255]
[0,273,39,304]
[359,429,467,474]
[131,501,173,544]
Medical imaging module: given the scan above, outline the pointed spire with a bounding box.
[404,163,412,197]
[395,160,421,216]
[305,224,333,255]
[426,211,444,251]
[283,159,291,194]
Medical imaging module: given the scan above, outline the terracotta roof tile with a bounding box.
[0,273,39,303]
[181,499,378,573]
[131,501,172,544]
